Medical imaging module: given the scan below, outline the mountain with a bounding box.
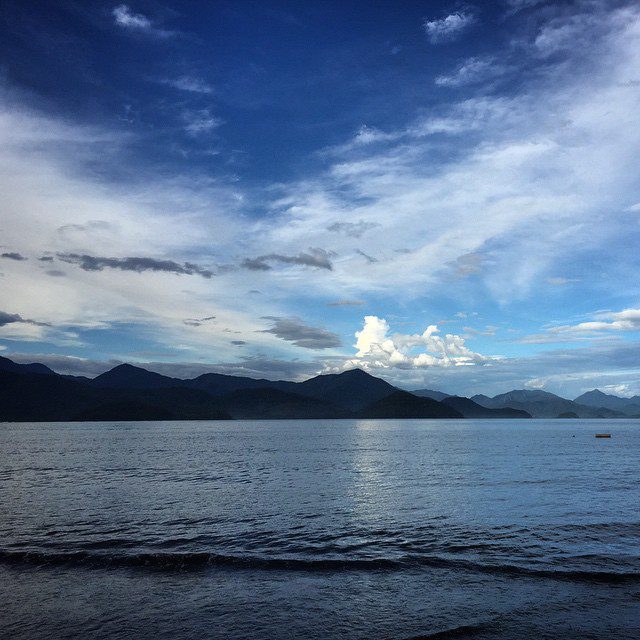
[471,389,625,419]
[215,388,346,419]
[90,363,182,389]
[296,369,399,412]
[1,355,635,422]
[441,396,531,419]
[411,388,449,401]
[574,389,640,416]
[0,355,56,376]
[187,372,297,396]
[360,391,462,419]
[0,370,232,421]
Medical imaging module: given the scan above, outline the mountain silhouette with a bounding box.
[471,389,625,419]
[1,355,627,422]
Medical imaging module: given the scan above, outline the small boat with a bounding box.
[595,433,611,438]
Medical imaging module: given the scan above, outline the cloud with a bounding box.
[336,315,492,370]
[1,252,27,261]
[183,315,216,327]
[183,110,223,136]
[112,5,173,37]
[57,254,214,278]
[435,56,509,87]
[556,309,640,334]
[517,309,640,344]
[448,252,484,278]
[327,220,379,238]
[242,248,334,271]
[546,276,580,286]
[261,317,341,349]
[326,299,365,307]
[355,249,377,264]
[231,340,246,345]
[159,76,213,94]
[0,310,47,327]
[423,11,475,44]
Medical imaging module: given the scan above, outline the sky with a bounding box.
[1,0,640,397]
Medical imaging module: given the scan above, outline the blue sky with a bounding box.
[1,0,640,397]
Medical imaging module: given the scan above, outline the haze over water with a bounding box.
[1,419,639,639]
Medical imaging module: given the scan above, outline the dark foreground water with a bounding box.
[0,419,639,640]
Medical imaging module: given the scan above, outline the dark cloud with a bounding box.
[231,340,246,345]
[38,256,54,262]
[242,248,333,271]
[327,221,379,238]
[1,252,27,261]
[57,253,213,278]
[327,299,366,307]
[183,315,216,327]
[0,311,48,327]
[261,317,341,349]
[356,249,377,264]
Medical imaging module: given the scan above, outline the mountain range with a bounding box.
[0,355,636,421]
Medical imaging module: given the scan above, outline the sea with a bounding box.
[1,419,639,640]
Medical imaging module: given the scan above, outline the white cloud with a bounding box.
[338,315,493,370]
[112,5,173,37]
[557,309,640,334]
[113,5,151,29]
[423,11,476,44]
[160,76,213,94]
[252,5,640,305]
[435,57,508,87]
[183,109,223,136]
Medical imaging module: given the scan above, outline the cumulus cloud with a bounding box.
[423,11,475,44]
[339,315,492,370]
[57,254,214,278]
[242,248,334,271]
[261,317,341,349]
[327,220,379,238]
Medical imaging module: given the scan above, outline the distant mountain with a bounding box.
[90,363,182,389]
[441,396,531,419]
[574,389,640,416]
[296,369,398,412]
[360,391,462,419]
[471,389,625,419]
[411,388,449,401]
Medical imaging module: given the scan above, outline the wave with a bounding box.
[1,549,638,584]
[405,620,496,639]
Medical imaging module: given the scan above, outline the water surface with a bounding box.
[1,419,639,639]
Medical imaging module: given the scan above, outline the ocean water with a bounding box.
[0,419,639,640]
